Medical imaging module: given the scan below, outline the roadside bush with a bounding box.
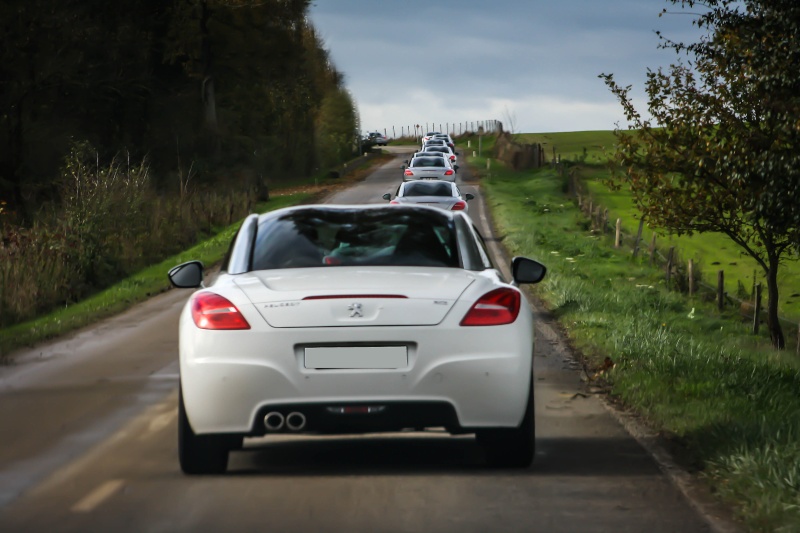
[0,144,258,328]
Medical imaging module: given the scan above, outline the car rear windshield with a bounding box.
[404,182,452,197]
[251,208,460,269]
[410,157,445,167]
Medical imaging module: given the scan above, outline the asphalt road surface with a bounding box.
[0,147,730,532]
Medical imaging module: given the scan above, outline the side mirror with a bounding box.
[465,193,475,201]
[454,165,460,171]
[382,193,391,201]
[400,165,407,170]
[168,260,204,288]
[511,256,546,285]
[455,152,460,155]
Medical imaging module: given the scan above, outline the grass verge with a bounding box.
[476,155,800,532]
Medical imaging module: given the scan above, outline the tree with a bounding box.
[600,0,800,349]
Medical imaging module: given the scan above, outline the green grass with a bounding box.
[0,193,310,357]
[513,130,800,324]
[474,150,800,532]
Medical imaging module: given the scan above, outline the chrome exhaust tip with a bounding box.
[285,411,307,431]
[264,411,285,431]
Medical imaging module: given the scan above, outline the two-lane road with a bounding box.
[0,147,727,532]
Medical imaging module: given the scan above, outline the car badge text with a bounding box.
[348,303,363,318]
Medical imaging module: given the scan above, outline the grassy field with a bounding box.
[517,131,800,324]
[470,139,800,532]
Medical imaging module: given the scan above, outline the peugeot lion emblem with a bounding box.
[348,303,363,318]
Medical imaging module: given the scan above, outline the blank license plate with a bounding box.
[304,346,407,369]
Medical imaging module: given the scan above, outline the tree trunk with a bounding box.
[199,0,220,161]
[765,255,785,349]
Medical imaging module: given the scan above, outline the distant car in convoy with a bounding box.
[402,155,457,181]
[367,132,388,146]
[421,145,458,165]
[168,204,547,474]
[421,138,447,150]
[383,180,474,213]
[422,131,442,143]
[431,134,456,151]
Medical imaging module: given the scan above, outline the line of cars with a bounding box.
[384,131,472,212]
[168,129,547,474]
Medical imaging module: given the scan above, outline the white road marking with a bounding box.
[71,479,125,513]
[139,410,176,441]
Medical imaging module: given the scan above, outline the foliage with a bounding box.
[0,148,259,327]
[0,192,310,357]
[0,0,346,218]
[600,0,800,349]
[315,87,360,169]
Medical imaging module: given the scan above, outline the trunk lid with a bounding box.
[233,267,475,327]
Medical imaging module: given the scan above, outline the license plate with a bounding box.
[304,346,407,369]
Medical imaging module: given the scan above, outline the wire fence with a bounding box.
[371,120,502,140]
[559,163,800,354]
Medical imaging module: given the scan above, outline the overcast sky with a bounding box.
[307,0,708,135]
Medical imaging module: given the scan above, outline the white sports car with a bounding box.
[168,204,546,474]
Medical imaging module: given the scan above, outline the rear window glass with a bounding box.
[251,208,460,269]
[410,157,445,167]
[403,182,453,197]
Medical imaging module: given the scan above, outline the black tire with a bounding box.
[178,388,230,475]
[477,378,535,468]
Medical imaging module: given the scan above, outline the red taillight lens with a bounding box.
[451,200,467,211]
[444,169,454,176]
[460,288,521,326]
[404,169,413,176]
[390,200,400,204]
[191,292,250,330]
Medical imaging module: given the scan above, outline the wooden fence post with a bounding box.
[588,200,593,219]
[753,283,762,334]
[632,219,644,258]
[614,219,622,248]
[717,270,725,311]
[688,259,694,296]
[649,233,657,266]
[602,209,609,234]
[666,247,675,286]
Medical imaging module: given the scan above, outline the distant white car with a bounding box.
[169,204,546,474]
[383,180,474,213]
[402,155,457,181]
[422,131,442,143]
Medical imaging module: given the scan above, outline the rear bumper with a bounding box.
[179,312,534,435]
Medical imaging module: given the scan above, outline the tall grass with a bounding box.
[0,144,260,328]
[480,160,800,532]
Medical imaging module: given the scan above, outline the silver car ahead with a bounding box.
[402,156,457,182]
[383,180,474,213]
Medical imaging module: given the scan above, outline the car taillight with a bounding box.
[451,200,467,211]
[444,169,454,176]
[191,292,250,330]
[460,288,521,326]
[390,200,400,204]
[450,155,456,160]
[404,169,414,176]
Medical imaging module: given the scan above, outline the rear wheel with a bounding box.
[178,388,230,475]
[477,378,535,468]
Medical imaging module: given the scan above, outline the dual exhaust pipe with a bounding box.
[264,411,306,432]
